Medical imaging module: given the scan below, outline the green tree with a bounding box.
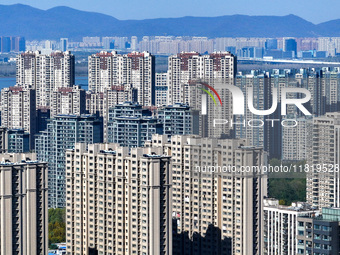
[48,208,66,248]
[268,159,306,205]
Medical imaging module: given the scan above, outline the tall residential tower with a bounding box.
[66,143,172,255]
[16,50,75,108]
[88,51,155,106]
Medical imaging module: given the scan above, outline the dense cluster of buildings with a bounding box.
[24,36,340,59]
[2,48,340,255]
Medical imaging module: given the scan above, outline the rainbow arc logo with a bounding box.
[197,82,223,115]
[197,82,223,106]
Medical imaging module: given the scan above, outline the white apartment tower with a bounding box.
[168,52,236,138]
[1,87,36,133]
[86,85,137,117]
[16,50,75,107]
[1,86,36,148]
[167,51,236,105]
[66,143,172,255]
[88,51,155,106]
[51,85,86,117]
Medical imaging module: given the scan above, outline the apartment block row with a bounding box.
[2,132,340,255]
[65,134,268,255]
[1,112,340,254]
[38,36,340,57]
[33,102,198,208]
[14,50,340,159]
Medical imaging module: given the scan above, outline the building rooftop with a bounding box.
[264,198,316,212]
[142,153,170,159]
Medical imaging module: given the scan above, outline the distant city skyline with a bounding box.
[1,0,339,24]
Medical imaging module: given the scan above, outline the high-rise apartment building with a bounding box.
[0,36,25,52]
[88,51,155,106]
[168,51,236,105]
[128,50,154,106]
[0,153,48,255]
[297,208,340,255]
[131,36,138,51]
[86,86,138,116]
[16,50,75,107]
[0,36,11,52]
[262,198,315,255]
[102,37,115,49]
[88,51,126,93]
[107,103,161,147]
[36,106,50,133]
[265,39,278,50]
[283,38,297,56]
[155,72,168,106]
[145,134,267,255]
[60,38,68,51]
[0,87,36,149]
[0,127,7,153]
[0,36,25,53]
[0,128,30,153]
[235,71,270,148]
[266,69,295,159]
[317,37,340,56]
[281,117,313,161]
[7,129,30,153]
[139,36,214,54]
[168,51,236,138]
[251,67,329,159]
[65,143,172,255]
[107,116,161,148]
[306,112,340,208]
[35,115,103,208]
[302,69,324,117]
[14,37,25,52]
[321,67,340,112]
[214,37,266,53]
[82,37,101,47]
[157,103,199,136]
[86,85,138,138]
[51,85,86,117]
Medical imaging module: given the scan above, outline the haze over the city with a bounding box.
[2,0,339,23]
[2,1,340,254]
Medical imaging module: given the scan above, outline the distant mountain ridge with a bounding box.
[0,4,339,40]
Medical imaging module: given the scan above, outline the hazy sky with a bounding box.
[1,0,338,24]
